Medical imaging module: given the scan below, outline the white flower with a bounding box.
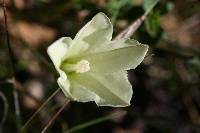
[47,12,148,107]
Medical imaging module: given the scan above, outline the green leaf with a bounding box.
[70,72,132,107]
[145,10,161,37]
[143,0,159,13]
[64,110,126,133]
[75,42,148,73]
[106,0,131,23]
[64,114,111,133]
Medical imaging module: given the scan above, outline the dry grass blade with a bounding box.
[21,88,61,131]
[41,100,70,133]
[2,0,22,130]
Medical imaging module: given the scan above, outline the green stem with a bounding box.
[145,0,160,16]
[64,110,126,133]
[64,116,110,133]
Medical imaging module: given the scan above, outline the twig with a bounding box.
[2,0,22,130]
[21,88,61,131]
[0,92,9,133]
[115,13,147,40]
[41,99,70,133]
[114,0,159,40]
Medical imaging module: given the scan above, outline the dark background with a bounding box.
[0,0,200,133]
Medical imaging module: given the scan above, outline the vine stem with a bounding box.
[41,100,70,133]
[21,88,61,131]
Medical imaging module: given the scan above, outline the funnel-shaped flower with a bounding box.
[47,13,148,107]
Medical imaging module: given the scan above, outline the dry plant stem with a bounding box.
[0,92,8,133]
[2,0,22,130]
[2,0,15,73]
[114,0,159,40]
[115,13,147,40]
[21,88,61,131]
[41,100,70,133]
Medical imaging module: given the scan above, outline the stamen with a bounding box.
[75,60,90,73]
[61,60,90,73]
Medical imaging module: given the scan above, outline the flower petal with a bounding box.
[75,12,113,41]
[82,28,110,54]
[75,42,148,73]
[57,70,75,100]
[57,69,99,102]
[84,37,142,54]
[47,37,72,68]
[70,72,132,107]
[69,80,100,102]
[47,37,76,100]
[65,12,113,58]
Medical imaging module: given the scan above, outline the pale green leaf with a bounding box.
[70,72,132,107]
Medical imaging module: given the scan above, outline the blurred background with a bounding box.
[0,0,200,133]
